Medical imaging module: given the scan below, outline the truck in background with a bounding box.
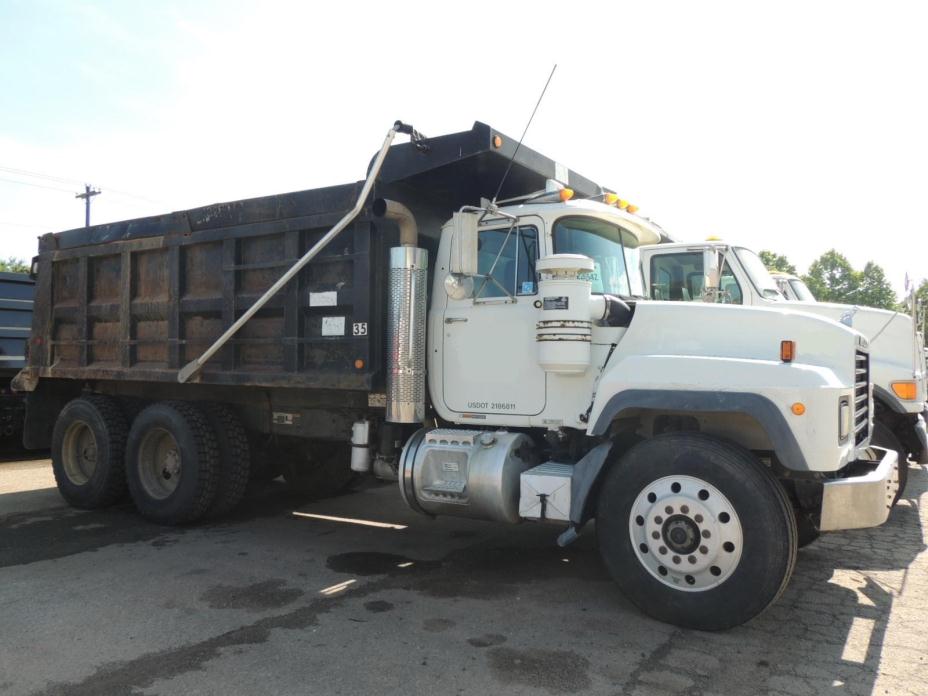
[0,272,34,449]
[640,241,928,493]
[14,121,897,630]
[769,271,816,302]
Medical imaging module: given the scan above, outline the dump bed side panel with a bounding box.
[29,183,390,391]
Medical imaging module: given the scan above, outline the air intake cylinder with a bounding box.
[386,246,428,423]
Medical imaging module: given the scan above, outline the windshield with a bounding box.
[552,216,645,297]
[789,278,816,302]
[735,248,783,300]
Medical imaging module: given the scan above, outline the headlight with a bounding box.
[839,398,851,441]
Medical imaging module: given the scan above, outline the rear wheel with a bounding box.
[596,433,797,631]
[51,395,128,509]
[203,404,251,517]
[126,401,219,525]
[872,420,907,505]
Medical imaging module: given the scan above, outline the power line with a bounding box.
[0,176,75,193]
[0,164,167,206]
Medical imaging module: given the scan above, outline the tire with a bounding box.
[872,420,907,505]
[51,395,129,509]
[202,404,251,517]
[126,401,219,525]
[596,432,798,631]
[282,441,353,499]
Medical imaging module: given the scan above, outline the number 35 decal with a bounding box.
[353,322,368,336]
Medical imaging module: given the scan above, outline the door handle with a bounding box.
[444,317,468,324]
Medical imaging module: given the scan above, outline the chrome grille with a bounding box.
[854,350,870,445]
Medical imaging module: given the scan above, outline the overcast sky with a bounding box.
[1,0,925,294]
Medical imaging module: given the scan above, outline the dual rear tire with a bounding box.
[52,397,251,525]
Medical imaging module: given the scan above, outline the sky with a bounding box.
[1,0,926,295]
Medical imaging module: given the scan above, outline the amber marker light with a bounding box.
[780,340,795,362]
[492,135,503,149]
[604,193,619,205]
[891,381,917,400]
[617,199,629,210]
[791,402,806,416]
[354,359,365,370]
[559,188,575,202]
[627,204,639,214]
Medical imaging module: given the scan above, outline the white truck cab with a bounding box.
[770,271,816,302]
[640,240,928,473]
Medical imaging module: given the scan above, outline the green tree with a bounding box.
[0,257,29,274]
[758,250,797,275]
[854,262,897,310]
[803,249,859,303]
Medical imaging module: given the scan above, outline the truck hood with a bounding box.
[616,301,864,386]
[787,301,925,385]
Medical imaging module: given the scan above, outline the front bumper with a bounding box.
[819,446,898,532]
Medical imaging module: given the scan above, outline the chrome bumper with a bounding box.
[819,446,898,532]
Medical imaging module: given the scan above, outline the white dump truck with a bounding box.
[17,122,897,631]
[640,240,928,495]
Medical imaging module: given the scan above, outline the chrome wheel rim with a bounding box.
[62,421,97,485]
[629,475,743,592]
[138,428,181,500]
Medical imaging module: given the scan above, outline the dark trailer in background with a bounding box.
[0,272,34,446]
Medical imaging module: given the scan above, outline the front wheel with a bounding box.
[596,433,797,631]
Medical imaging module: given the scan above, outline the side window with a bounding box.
[649,253,703,301]
[719,261,743,304]
[476,226,537,299]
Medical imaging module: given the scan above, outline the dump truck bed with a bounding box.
[21,122,607,393]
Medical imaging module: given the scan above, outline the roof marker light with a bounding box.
[604,193,619,205]
[627,204,639,214]
[559,188,574,202]
[617,199,629,210]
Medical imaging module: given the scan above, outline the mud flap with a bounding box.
[555,441,614,547]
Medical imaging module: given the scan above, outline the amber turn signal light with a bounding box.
[780,340,795,362]
[891,381,917,400]
[791,402,806,416]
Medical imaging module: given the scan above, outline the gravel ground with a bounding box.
[0,456,925,696]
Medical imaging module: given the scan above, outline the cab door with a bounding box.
[442,218,546,417]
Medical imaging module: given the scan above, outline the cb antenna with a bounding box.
[491,63,558,205]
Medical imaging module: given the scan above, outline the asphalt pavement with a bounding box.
[1,455,926,696]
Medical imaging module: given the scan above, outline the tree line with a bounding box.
[759,248,915,310]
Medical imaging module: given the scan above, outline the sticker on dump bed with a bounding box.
[309,291,338,307]
[543,296,569,310]
[321,316,345,336]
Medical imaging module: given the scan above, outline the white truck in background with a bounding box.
[640,241,928,497]
[769,271,816,302]
[19,122,900,631]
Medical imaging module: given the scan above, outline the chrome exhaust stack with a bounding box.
[374,199,427,424]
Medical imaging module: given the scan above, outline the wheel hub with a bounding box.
[662,515,700,554]
[629,475,743,592]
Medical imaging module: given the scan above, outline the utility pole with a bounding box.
[75,184,101,227]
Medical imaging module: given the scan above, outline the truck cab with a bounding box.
[769,271,816,302]
[640,240,928,469]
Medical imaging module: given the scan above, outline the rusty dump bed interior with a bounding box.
[25,122,607,392]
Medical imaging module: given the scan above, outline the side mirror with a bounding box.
[450,212,479,275]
